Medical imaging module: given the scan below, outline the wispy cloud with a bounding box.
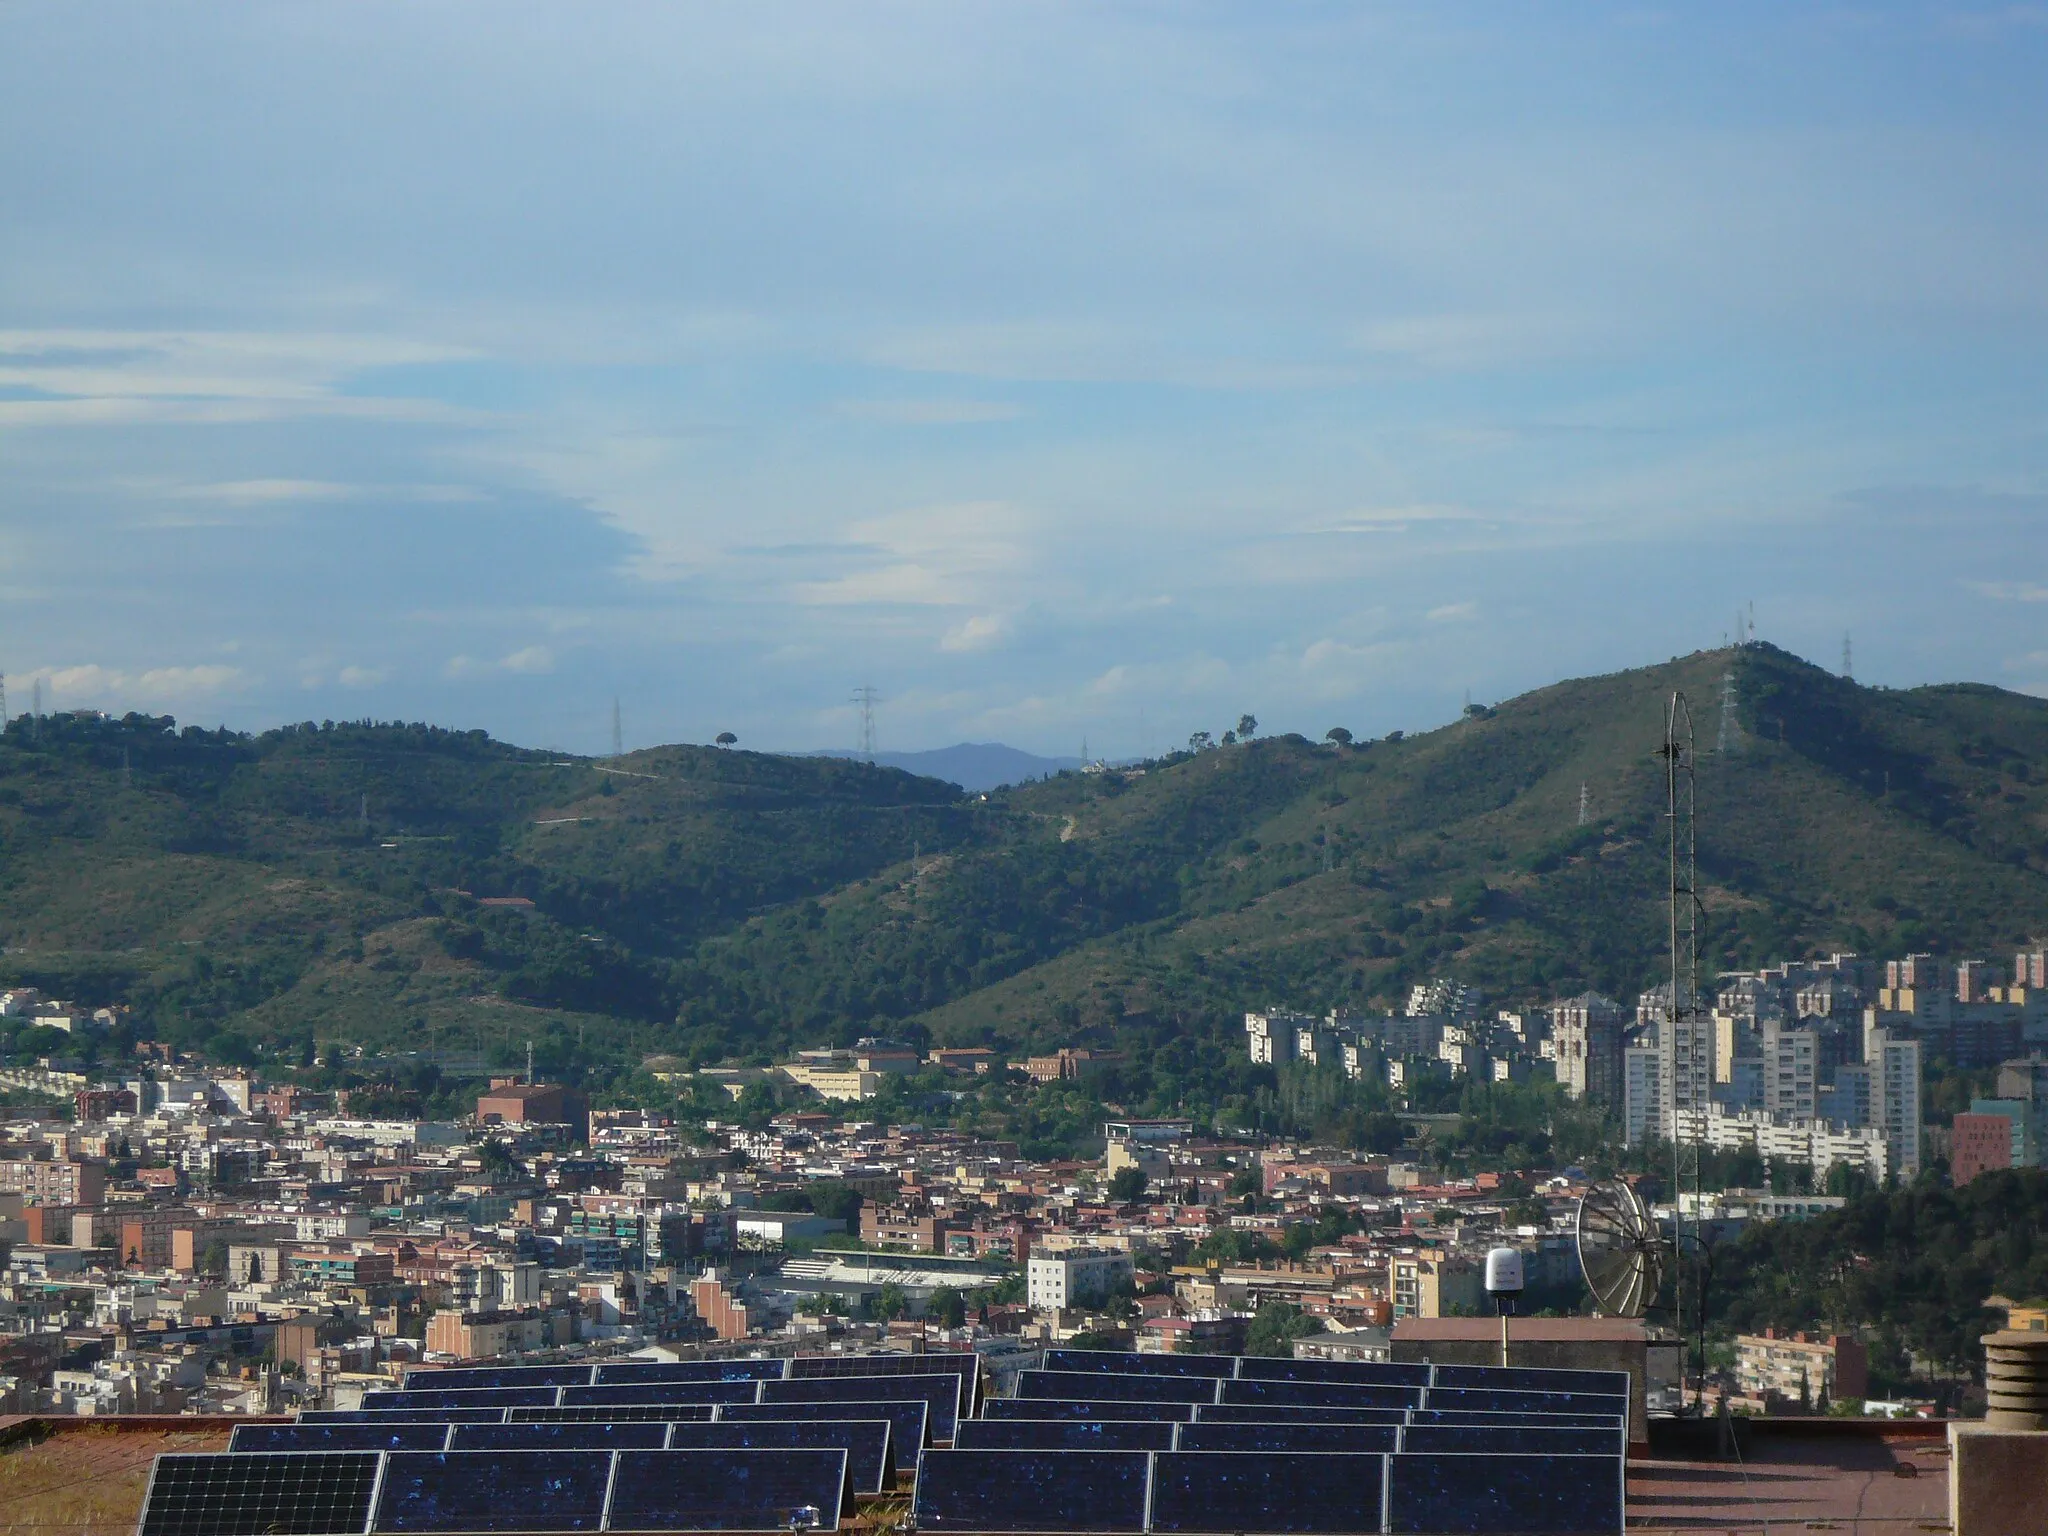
[1967,580,2048,603]
[833,398,1023,426]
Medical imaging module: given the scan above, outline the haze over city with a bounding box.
[5,4,2048,757]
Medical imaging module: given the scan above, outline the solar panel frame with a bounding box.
[721,1398,931,1452]
[1234,1357,1430,1388]
[371,1449,613,1533]
[1018,1370,1219,1405]
[559,1381,763,1407]
[1398,1424,1626,1456]
[232,1424,453,1453]
[402,1365,597,1391]
[1219,1379,1422,1411]
[760,1371,963,1440]
[788,1350,981,1417]
[604,1447,849,1534]
[1406,1409,1624,1429]
[1428,1364,1628,1397]
[1040,1349,1237,1380]
[1147,1449,1387,1534]
[302,1410,512,1425]
[593,1360,787,1385]
[139,1451,383,1536]
[952,1419,1177,1452]
[511,1405,720,1424]
[911,1449,1151,1534]
[362,1386,563,1411]
[449,1423,670,1451]
[981,1397,1194,1423]
[1173,1422,1399,1455]
[1386,1451,1625,1536]
[1419,1386,1629,1421]
[1193,1405,1407,1426]
[658,1418,894,1494]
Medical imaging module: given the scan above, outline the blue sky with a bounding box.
[3,3,2046,758]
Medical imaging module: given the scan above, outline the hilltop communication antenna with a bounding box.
[0,671,8,727]
[1576,782,1590,827]
[31,678,43,741]
[1714,668,1743,755]
[611,698,623,759]
[1657,691,1707,1411]
[852,685,879,763]
[1842,632,1853,680]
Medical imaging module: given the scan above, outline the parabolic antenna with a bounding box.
[1576,1178,1665,1318]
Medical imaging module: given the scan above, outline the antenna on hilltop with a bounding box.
[0,671,7,727]
[31,678,43,741]
[525,1039,534,1084]
[611,698,623,759]
[852,685,879,762]
[1842,632,1853,680]
[1576,782,1590,827]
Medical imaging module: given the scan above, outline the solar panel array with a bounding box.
[143,1345,1628,1535]
[918,1349,1627,1536]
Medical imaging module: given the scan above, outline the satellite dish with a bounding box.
[1576,1178,1665,1318]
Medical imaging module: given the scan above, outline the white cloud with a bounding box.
[173,479,353,503]
[23,662,250,706]
[501,646,556,675]
[1968,580,2048,603]
[940,614,1010,652]
[1427,601,1478,623]
[337,666,387,688]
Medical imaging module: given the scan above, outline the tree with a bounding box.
[1325,727,1352,747]
[1243,1301,1325,1357]
[929,1286,967,1329]
[1237,714,1257,740]
[874,1282,907,1322]
[715,732,737,747]
[1188,731,1213,753]
[1067,1330,1122,1351]
[1107,1166,1148,1204]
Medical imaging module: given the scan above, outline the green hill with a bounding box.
[5,644,2047,1109]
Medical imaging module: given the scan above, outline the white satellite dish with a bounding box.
[1575,1178,1665,1318]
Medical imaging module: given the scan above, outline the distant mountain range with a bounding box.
[803,743,1083,791]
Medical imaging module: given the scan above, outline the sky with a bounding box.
[3,3,2047,760]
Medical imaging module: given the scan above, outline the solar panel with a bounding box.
[1235,1357,1430,1388]
[1017,1370,1217,1404]
[1407,1410,1624,1429]
[362,1386,562,1410]
[912,1450,1150,1533]
[594,1360,787,1385]
[723,1398,931,1452]
[1174,1422,1398,1455]
[788,1350,981,1416]
[981,1397,1194,1423]
[1040,1349,1236,1379]
[1220,1379,1421,1411]
[232,1423,451,1453]
[952,1419,1177,1452]
[403,1365,596,1391]
[1429,1364,1628,1397]
[1194,1405,1406,1426]
[140,1451,381,1536]
[660,1419,894,1494]
[511,1405,719,1424]
[301,1409,511,1425]
[760,1372,962,1440]
[1399,1425,1625,1457]
[1148,1450,1386,1534]
[1420,1386,1628,1420]
[371,1450,612,1532]
[1387,1452,1624,1535]
[450,1422,669,1451]
[560,1381,763,1407]
[606,1448,848,1533]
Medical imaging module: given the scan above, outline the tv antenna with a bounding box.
[1576,1179,1665,1318]
[1841,632,1852,680]
[1714,668,1743,755]
[1576,782,1590,827]
[852,685,879,762]
[1656,690,1707,1410]
[611,698,623,759]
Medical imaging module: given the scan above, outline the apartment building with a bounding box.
[1735,1329,1869,1406]
[1026,1248,1133,1311]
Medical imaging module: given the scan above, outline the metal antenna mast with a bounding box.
[852,685,879,762]
[1577,782,1590,827]
[611,698,623,759]
[1657,691,1706,1410]
[1841,632,1852,680]
[1714,668,1743,755]
[0,672,7,727]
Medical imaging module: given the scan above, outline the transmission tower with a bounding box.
[1842,632,1852,680]
[611,698,623,759]
[852,685,879,762]
[1714,668,1743,754]
[31,678,42,741]
[1576,782,1590,827]
[0,671,7,727]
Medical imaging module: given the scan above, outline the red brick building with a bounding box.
[1952,1112,2015,1187]
[476,1081,589,1141]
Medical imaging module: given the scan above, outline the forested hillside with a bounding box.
[4,644,2047,1118]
